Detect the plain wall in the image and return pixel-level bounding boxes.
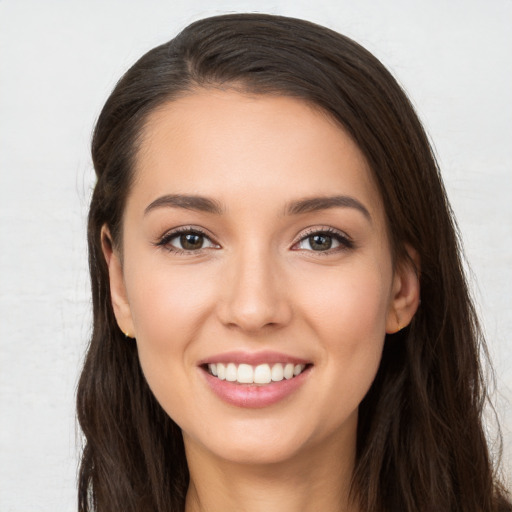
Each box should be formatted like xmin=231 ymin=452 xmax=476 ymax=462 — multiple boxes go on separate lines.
xmin=0 ymin=0 xmax=510 ymax=509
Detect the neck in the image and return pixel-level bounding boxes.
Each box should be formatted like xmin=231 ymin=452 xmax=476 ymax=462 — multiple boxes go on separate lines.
xmin=184 ymin=431 xmax=359 ymax=512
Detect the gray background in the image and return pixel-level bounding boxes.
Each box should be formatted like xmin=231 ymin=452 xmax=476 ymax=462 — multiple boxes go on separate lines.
xmin=1 ymin=0 xmax=510 ymax=509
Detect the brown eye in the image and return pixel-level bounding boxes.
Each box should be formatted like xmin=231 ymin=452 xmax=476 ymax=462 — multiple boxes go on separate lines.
xmin=180 ymin=233 xmax=204 ymax=250
xmin=298 ymin=233 xmax=338 ymax=252
xmin=308 ymin=234 xmax=332 ymax=251
xmin=294 ymin=229 xmax=353 ymax=253
xmin=158 ymin=229 xmax=218 ymax=252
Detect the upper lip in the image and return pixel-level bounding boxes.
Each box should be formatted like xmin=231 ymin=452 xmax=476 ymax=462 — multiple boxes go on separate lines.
xmin=198 ymin=351 xmax=311 ymax=366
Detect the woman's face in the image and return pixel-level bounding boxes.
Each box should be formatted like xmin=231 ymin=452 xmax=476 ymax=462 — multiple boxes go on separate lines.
xmin=105 ymin=90 xmax=419 ymax=466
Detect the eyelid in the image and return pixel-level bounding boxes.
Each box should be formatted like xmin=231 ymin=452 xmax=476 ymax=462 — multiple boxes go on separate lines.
xmin=154 ymin=224 xmax=353 ymax=254
xmin=291 ymin=226 xmax=354 ymax=252
xmin=154 ymin=225 xmax=220 ymax=253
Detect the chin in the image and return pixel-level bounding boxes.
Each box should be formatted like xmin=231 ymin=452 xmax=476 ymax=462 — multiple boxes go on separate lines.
xmin=183 ymin=411 xmax=355 ymax=468
xmin=209 ymin=437 xmax=310 ymax=466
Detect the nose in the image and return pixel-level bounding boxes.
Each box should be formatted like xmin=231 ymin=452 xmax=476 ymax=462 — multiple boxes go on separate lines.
xmin=216 ymin=245 xmax=293 ymax=333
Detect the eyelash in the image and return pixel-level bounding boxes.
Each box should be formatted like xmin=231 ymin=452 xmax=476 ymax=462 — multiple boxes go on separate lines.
xmin=154 ymin=226 xmax=217 ymax=255
xmin=292 ymin=227 xmax=354 ymax=254
xmin=155 ymin=226 xmax=354 ymax=255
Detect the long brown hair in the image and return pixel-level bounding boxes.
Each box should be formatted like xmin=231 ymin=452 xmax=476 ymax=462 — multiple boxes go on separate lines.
xmin=77 ymin=13 xmax=511 ymax=512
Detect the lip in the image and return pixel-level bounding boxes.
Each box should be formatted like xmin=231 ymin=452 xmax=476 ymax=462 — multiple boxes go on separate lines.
xmin=197 ymin=350 xmax=310 ymax=366
xmin=199 ymin=354 xmax=312 ymax=408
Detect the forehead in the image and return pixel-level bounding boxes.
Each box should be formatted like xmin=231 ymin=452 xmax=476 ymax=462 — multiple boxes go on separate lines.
xmin=131 ymin=90 xmax=384 ymax=223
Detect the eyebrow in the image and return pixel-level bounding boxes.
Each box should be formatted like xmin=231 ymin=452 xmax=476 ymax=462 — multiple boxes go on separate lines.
xmin=284 ymin=195 xmax=372 ymax=222
xmin=144 ymin=194 xmax=224 ymax=216
xmin=144 ymin=193 xmax=371 ymax=222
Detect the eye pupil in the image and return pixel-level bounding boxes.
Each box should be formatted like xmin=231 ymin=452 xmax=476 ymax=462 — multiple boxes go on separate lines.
xmin=180 ymin=233 xmax=203 ymax=250
xmin=309 ymin=234 xmax=332 ymax=251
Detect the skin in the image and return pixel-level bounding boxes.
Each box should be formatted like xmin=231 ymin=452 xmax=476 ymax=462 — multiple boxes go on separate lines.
xmin=102 ymin=90 xmax=420 ymax=512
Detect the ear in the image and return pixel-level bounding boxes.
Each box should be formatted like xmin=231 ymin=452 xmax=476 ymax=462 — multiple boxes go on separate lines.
xmin=101 ymin=225 xmax=135 ymax=338
xmin=385 ymin=245 xmax=421 ymax=334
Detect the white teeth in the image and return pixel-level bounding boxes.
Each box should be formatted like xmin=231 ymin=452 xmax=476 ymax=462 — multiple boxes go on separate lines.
xmin=271 ymin=363 xmax=284 ymax=381
xmin=254 ymin=364 xmax=272 ymax=384
xmin=208 ymin=362 xmax=307 ymax=384
xmin=237 ymin=363 xmax=254 ymax=383
xmin=216 ymin=363 xmax=226 ymax=380
xmin=293 ymin=364 xmax=303 ymax=376
xmin=226 ymin=363 xmax=237 ymax=382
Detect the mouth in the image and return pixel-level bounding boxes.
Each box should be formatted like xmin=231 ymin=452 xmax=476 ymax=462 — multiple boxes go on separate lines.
xmin=203 ymin=362 xmax=310 ymax=385
xmin=198 ymin=351 xmax=313 ymax=407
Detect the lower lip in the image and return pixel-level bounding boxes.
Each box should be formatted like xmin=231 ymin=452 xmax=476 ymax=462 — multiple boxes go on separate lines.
xmin=201 ymin=367 xmax=311 ymax=408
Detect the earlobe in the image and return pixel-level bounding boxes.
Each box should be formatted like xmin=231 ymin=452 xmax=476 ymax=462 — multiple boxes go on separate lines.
xmin=101 ymin=225 xmax=135 ymax=338
xmin=385 ymin=245 xmax=421 ymax=334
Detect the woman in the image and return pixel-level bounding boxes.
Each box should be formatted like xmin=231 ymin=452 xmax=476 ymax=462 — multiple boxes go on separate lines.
xmin=76 ymin=13 xmax=511 ymax=512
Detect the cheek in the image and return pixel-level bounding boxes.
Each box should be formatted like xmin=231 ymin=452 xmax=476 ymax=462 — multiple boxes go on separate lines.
xmin=295 ymin=262 xmax=391 ymax=403
xmin=123 ymin=264 xmax=220 ymax=431
xmin=124 ymin=260 xmax=219 ymax=397
xmin=298 ymin=261 xmax=391 ymax=341
xmin=128 ymin=261 xmax=217 ymax=344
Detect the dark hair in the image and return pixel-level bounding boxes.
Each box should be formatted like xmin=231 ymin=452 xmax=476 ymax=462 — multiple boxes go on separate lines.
xmin=77 ymin=13 xmax=511 ymax=512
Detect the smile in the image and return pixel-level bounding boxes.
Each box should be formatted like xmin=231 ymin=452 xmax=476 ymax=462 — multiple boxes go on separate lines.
xmin=199 ymin=351 xmax=312 ymax=407
xmin=207 ymin=362 xmax=307 ymax=385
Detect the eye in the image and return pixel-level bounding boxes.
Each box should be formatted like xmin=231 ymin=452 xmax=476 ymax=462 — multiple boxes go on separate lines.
xmin=294 ymin=228 xmax=353 ymax=253
xmin=156 ymin=228 xmax=218 ymax=253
